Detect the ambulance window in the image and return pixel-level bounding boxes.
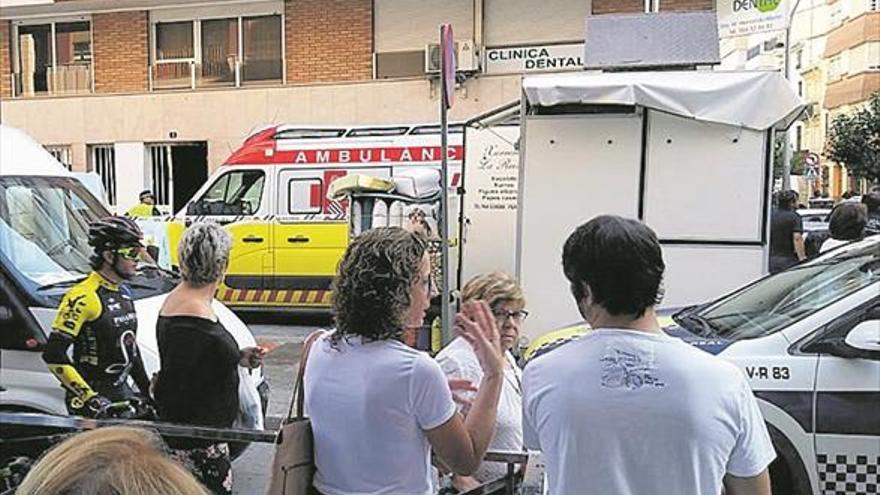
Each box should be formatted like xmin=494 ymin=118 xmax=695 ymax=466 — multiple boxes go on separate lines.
xmin=189 ymin=170 xmax=265 ymax=216
xmin=0 ymin=281 xmax=35 ymax=351
xmin=286 ymin=178 xmax=323 ymax=214
xmin=410 ymin=124 xmax=464 ymax=135
xmin=347 ymin=127 xmax=408 ymax=137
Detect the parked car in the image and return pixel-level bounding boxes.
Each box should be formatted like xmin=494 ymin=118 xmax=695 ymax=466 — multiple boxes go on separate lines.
xmin=668 ymin=235 xmax=880 ymax=495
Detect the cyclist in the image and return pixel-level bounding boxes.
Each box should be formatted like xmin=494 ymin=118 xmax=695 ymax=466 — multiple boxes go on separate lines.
xmin=42 ymin=216 xmax=153 ymax=418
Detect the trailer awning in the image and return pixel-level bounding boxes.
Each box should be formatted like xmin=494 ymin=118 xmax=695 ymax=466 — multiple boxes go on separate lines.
xmin=522 ymin=71 xmax=805 ymax=131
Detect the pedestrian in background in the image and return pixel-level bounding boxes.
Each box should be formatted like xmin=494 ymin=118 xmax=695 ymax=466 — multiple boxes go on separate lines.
xmin=862 ymin=191 xmax=880 ymax=236
xmin=304 ymin=227 xmax=504 ymax=495
xmin=769 ymin=190 xmax=805 ymax=273
xmin=126 ymin=189 xmax=161 ymax=217
xmin=16 ymin=426 xmax=209 ymax=495
xmin=820 ymin=202 xmax=868 ymax=253
xmin=153 ymin=222 xmax=264 ymax=495
xmin=522 ymin=215 xmax=775 ymax=495
xmin=436 ymin=272 xmax=527 ymax=492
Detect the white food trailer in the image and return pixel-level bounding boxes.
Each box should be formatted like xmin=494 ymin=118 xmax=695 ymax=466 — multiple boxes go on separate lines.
xmin=512 ymin=70 xmax=804 ymax=338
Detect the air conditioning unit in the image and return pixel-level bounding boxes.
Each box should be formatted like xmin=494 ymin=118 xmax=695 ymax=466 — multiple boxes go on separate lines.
xmin=425 ymin=39 xmax=479 ymax=74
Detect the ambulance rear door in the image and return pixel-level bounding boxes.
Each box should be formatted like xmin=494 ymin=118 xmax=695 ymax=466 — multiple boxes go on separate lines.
xmin=272 ymin=167 xmax=390 ymax=307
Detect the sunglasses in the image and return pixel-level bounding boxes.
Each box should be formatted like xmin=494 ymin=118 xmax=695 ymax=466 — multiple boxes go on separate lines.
xmin=116 ymin=246 xmax=142 ymax=261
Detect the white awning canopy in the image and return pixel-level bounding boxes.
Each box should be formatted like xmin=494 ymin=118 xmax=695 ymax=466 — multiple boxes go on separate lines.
xmin=523 ymin=71 xmax=805 ymax=131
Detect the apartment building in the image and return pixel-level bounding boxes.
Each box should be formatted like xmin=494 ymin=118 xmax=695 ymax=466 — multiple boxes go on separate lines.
xmin=0 ymin=0 xmax=714 ymax=212
xmin=722 ymin=0 xmax=878 ymax=198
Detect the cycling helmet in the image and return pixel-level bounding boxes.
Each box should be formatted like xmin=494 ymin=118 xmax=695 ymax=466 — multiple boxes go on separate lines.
xmin=88 ymin=216 xmax=144 ymax=253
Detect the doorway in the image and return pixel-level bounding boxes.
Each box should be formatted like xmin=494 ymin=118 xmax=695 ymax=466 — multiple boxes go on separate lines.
xmin=147 ymin=142 xmax=208 ymax=214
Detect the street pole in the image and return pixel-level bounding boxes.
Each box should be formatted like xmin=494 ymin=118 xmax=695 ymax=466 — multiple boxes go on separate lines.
xmin=781 ymin=0 xmax=803 ymax=192
xmin=439 ymin=25 xmax=452 ymax=346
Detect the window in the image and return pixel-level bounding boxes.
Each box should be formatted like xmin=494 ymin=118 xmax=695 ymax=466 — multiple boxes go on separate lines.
xmin=200 ymin=18 xmax=238 ymax=86
xmin=151 ymin=14 xmax=282 ymax=90
xmin=45 ymin=145 xmax=72 ymax=170
xmin=287 ymin=178 xmax=323 ymax=214
xmin=153 ymin=21 xmax=195 ymax=89
xmin=241 ymin=16 xmax=282 ymax=83
xmin=14 ymin=21 xmax=92 ymax=97
xmin=187 ymin=170 xmax=265 ymax=216
xmin=828 ymin=55 xmax=844 ymax=81
xmin=147 ymin=144 xmax=172 ymax=208
xmin=795 ymin=126 xmax=803 ymax=151
xmin=89 ymin=144 xmax=116 ymax=206
xmin=746 ymin=45 xmax=761 ymax=61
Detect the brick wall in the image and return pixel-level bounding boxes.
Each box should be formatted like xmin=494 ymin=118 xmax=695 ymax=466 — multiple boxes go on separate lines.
xmin=593 ymin=0 xmax=713 ymax=14
xmin=285 ymin=0 xmax=373 ymax=84
xmin=93 ymin=12 xmax=149 ymax=93
xmin=0 ymin=21 xmax=11 ymax=98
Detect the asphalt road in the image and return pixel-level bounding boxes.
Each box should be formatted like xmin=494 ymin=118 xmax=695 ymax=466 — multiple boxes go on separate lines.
xmin=231 ymin=312 xmax=331 ymax=495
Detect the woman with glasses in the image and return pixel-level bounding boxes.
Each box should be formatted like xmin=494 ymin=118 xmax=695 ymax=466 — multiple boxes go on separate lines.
xmin=153 ymin=223 xmax=264 ymax=495
xmin=304 ymin=227 xmax=504 ymax=495
xmin=436 ymin=272 xmax=528 ymax=492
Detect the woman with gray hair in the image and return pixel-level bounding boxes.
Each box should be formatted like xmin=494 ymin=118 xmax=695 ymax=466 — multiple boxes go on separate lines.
xmin=154 ymin=222 xmax=264 ymax=494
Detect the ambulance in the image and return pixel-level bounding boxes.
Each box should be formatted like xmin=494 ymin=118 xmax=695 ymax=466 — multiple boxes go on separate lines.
xmin=170 ymin=124 xmax=463 ymax=309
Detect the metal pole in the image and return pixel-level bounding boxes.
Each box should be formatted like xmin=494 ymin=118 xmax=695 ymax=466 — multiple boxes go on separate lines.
xmin=439 ymin=26 xmax=452 ymax=346
xmin=781 ymin=0 xmax=803 ymax=192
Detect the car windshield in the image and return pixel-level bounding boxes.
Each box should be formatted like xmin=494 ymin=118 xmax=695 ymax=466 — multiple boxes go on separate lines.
xmin=687 ymin=237 xmax=880 ymax=340
xmin=0 ymin=176 xmax=178 ymax=305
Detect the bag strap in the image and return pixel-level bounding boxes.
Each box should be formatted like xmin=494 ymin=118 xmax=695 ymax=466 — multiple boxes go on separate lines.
xmin=287 ymin=330 xmax=325 ymax=421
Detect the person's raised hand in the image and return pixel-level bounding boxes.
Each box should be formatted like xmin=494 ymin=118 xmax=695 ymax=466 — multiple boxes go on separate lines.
xmin=455 ymin=300 xmax=504 ymax=378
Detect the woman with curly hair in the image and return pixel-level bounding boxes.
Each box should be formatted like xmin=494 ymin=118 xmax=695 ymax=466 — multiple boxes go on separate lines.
xmin=304 ymin=227 xmax=504 ymax=495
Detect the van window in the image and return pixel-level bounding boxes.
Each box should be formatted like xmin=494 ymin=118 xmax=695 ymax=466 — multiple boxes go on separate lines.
xmin=188 ymin=169 xmax=265 ymax=216
xmin=286 ymin=178 xmax=323 ymax=214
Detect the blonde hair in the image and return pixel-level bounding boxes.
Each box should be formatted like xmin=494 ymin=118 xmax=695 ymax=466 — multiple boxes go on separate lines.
xmin=460 ymin=272 xmax=525 ymax=309
xmin=16 ymin=426 xmax=209 ymax=495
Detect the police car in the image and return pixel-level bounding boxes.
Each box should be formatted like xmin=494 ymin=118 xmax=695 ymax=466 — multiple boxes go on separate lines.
xmin=524 ymin=235 xmax=879 ymax=495
xmin=668 ymin=235 xmax=880 ymax=495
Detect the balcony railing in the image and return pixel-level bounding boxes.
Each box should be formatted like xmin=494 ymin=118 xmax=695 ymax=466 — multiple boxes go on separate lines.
xmin=11 ymin=63 xmax=93 ymax=98
xmin=149 ymin=57 xmax=281 ymax=91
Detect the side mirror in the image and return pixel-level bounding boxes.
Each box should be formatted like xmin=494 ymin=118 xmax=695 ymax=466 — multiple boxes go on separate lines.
xmin=844 ymin=321 xmax=880 ymax=353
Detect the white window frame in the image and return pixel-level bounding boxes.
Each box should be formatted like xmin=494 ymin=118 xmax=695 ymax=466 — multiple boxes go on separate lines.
xmin=44 ymin=144 xmax=73 ymax=171
xmin=11 ymin=16 xmax=93 ymax=97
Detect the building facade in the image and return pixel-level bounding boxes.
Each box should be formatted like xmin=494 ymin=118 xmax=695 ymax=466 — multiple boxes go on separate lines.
xmin=0 ymin=0 xmax=714 ymax=212
xmin=721 ymin=0 xmax=879 ymax=199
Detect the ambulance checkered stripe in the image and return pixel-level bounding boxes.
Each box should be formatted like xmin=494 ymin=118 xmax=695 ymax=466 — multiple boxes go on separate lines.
xmin=817 ymin=454 xmax=879 ymax=495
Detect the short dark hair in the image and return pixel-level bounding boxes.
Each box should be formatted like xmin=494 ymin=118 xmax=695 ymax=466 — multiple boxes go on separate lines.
xmin=862 ymin=191 xmax=880 ymax=214
xmin=331 ymin=227 xmax=427 ymax=345
xmin=562 ymin=215 xmax=665 ymax=318
xmin=777 ymin=190 xmax=799 ymax=210
xmin=828 ymin=202 xmax=867 ymax=241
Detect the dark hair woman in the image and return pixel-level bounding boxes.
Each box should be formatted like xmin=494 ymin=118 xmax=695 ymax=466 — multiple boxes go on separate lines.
xmin=304 ymin=227 xmax=504 ymax=495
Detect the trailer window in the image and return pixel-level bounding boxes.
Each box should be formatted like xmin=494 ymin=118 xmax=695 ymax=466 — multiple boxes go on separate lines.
xmin=188 ymin=169 xmax=265 ymax=216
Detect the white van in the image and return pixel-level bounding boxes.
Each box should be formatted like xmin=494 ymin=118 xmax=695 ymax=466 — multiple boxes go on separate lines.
xmin=0 ymin=125 xmax=268 ymax=424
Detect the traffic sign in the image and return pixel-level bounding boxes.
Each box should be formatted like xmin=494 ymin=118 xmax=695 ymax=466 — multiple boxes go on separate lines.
xmin=805 ymin=152 xmax=819 ymax=167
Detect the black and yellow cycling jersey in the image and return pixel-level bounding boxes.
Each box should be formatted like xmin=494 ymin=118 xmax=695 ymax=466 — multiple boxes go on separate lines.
xmin=42 ymin=271 xmax=149 ymax=411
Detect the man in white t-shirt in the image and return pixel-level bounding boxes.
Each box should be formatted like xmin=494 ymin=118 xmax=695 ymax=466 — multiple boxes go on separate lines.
xmin=522 ymin=215 xmax=776 ymax=495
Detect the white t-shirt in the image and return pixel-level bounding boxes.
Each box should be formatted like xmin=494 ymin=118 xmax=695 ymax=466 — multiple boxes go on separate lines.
xmin=820 ymin=237 xmax=849 ymax=253
xmin=522 ymin=329 xmax=776 ymax=495
xmin=305 ymin=332 xmax=457 ymax=495
xmin=436 ymin=337 xmax=524 ymax=482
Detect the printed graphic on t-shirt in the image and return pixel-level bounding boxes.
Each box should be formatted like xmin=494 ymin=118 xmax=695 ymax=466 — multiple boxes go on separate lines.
xmin=600 ymin=347 xmax=665 ymax=390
